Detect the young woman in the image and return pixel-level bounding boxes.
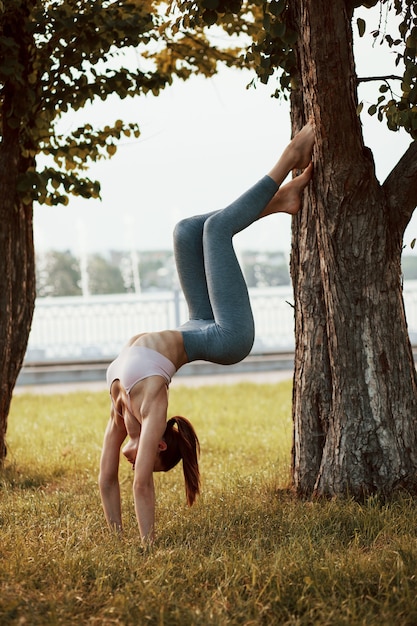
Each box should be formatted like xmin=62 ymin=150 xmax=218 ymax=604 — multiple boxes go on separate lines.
xmin=99 ymin=122 xmax=315 ymax=544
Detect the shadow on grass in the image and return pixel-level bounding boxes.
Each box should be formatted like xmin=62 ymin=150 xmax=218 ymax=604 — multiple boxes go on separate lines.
xmin=0 ymin=463 xmax=67 ymax=491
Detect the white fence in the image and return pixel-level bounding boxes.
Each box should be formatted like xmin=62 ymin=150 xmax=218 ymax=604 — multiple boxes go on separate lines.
xmin=24 ymin=282 xmax=417 ymax=363
xmin=24 ymin=286 xmax=296 ymax=362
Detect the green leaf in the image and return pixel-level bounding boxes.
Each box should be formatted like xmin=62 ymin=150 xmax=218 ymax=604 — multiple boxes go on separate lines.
xmin=283 ymin=29 xmax=298 ymax=46
xmin=106 ymin=144 xmax=117 ymax=156
xmin=269 ymin=0 xmax=286 ymax=17
xmin=271 ymin=21 xmax=285 ymax=38
xmin=202 ymin=9 xmax=218 ymax=25
xmin=202 ymin=0 xmax=219 ymax=8
xmin=357 ymin=18 xmax=366 ymax=38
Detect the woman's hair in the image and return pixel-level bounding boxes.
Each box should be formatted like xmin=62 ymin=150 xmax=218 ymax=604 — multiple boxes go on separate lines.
xmin=159 ymin=416 xmax=200 ymax=506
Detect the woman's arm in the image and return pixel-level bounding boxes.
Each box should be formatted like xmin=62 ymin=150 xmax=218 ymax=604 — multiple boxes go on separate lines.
xmin=132 ymin=390 xmax=168 ymax=544
xmin=99 ymin=415 xmax=127 ymax=531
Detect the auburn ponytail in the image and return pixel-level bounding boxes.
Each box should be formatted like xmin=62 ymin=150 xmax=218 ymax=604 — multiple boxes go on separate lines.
xmin=159 ymin=416 xmax=200 ymax=506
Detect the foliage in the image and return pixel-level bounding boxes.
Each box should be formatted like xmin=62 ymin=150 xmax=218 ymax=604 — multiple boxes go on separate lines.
xmin=2 ymin=0 xmax=414 ymax=211
xmin=0 ymin=0 xmax=248 ymax=209
xmin=355 ymin=0 xmax=417 ymax=138
xmin=171 ymin=0 xmax=417 ymax=137
xmin=34 ymin=248 xmax=294 ymax=296
xmin=85 ymin=253 xmax=126 ymax=295
xmin=36 ymin=250 xmax=82 ymax=297
xmin=32 ymin=246 xmax=417 ymax=297
xmin=0 ymin=0 xmax=167 ymax=205
xmin=2 ymin=380 xmax=417 ymax=624
xmin=171 ymin=0 xmax=296 ymax=92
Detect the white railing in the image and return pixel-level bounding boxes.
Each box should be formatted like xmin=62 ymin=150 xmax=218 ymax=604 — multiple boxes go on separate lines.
xmin=24 ymin=281 xmax=417 ymax=363
xmin=24 ymin=286 xmax=296 ymax=362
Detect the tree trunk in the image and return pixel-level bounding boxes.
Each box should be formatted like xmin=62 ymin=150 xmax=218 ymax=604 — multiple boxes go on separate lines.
xmin=0 ymin=101 xmax=36 ymax=465
xmin=289 ymin=0 xmax=417 ymax=497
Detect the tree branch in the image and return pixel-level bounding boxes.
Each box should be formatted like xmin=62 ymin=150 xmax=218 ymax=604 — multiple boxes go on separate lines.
xmin=357 ymin=75 xmax=402 ymax=84
xmin=383 ymin=141 xmax=417 ymax=235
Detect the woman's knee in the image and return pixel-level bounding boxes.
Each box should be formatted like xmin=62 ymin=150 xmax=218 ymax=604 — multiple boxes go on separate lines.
xmin=174 ymin=216 xmax=201 ymax=247
xmin=203 ymin=212 xmax=225 ymax=241
xmin=213 ymin=327 xmax=254 ymax=365
xmin=173 ymin=217 xmax=192 ymax=242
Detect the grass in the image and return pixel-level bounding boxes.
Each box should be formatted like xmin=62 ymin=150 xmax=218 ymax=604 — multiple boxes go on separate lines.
xmin=1 ymin=379 xmax=417 ymax=625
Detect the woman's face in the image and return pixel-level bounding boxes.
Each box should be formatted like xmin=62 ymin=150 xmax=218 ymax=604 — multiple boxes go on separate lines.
xmin=122 ymin=438 xmax=138 ymax=469
xmin=122 ymin=437 xmax=164 ymax=472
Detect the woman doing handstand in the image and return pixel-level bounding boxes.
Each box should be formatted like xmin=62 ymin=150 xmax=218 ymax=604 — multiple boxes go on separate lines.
xmin=99 ymin=123 xmax=315 ymax=544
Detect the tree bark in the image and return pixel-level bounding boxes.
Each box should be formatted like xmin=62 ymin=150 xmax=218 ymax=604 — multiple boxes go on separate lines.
xmin=0 ymin=167 xmax=35 ymax=464
xmin=289 ymin=0 xmax=417 ymax=497
xmin=0 ymin=80 xmax=36 ymax=466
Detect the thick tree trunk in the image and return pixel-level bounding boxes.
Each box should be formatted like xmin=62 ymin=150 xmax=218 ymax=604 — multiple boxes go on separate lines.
xmin=0 ymin=115 xmax=36 ymax=466
xmin=289 ymin=0 xmax=417 ymax=497
xmin=0 ymin=2 xmax=37 ymax=465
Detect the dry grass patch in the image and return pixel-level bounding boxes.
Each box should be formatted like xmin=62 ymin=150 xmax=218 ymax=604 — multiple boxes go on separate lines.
xmin=1 ymin=380 xmax=417 ymax=625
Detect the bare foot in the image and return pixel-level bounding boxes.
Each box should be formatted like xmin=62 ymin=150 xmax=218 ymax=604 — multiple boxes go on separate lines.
xmin=285 ymin=122 xmax=315 ymax=170
xmin=267 ymin=122 xmax=315 ymax=186
xmin=260 ymin=162 xmax=313 ymax=217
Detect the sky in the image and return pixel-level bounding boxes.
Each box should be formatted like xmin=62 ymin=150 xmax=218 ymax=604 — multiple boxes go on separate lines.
xmin=33 ymin=7 xmax=415 ymax=259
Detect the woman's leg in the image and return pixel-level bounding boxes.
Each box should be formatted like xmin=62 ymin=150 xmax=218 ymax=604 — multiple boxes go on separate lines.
xmin=201 ymin=124 xmax=315 ymax=363
xmin=175 ymin=177 xmax=282 ymax=364
xmin=201 ymin=176 xmax=280 ymax=363
xmin=176 ymin=122 xmax=314 ymax=364
xmin=173 ymin=211 xmax=218 ymax=321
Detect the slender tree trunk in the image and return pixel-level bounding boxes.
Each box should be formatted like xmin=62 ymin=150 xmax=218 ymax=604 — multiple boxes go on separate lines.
xmin=289 ymin=0 xmax=417 ymax=497
xmin=0 ymin=102 xmax=36 ymax=465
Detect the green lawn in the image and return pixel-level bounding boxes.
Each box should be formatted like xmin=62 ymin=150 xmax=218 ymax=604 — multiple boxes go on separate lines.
xmin=1 ymin=380 xmax=417 ymax=625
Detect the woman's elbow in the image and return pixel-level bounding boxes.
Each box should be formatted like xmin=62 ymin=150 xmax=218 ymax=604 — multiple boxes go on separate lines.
xmin=133 ymin=479 xmax=154 ymax=500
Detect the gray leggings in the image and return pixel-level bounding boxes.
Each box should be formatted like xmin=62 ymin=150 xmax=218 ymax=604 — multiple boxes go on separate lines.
xmin=174 ymin=175 xmax=279 ymax=365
